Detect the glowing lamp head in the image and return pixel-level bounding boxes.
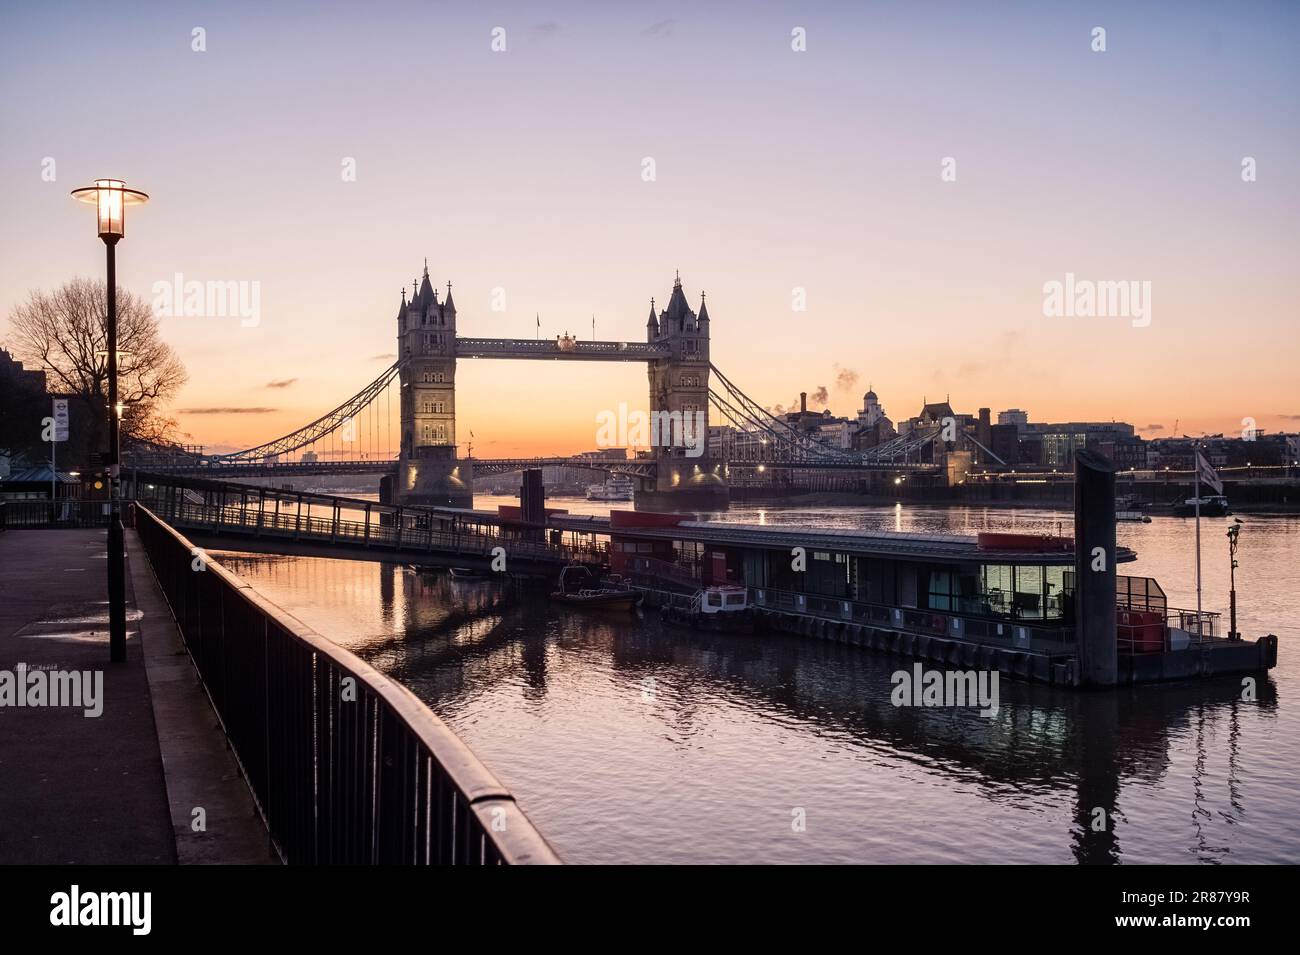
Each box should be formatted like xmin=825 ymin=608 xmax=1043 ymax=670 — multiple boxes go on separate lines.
xmin=71 ymin=179 xmax=149 ymax=239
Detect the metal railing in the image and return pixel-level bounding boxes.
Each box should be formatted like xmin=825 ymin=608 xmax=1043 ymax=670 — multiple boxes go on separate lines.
xmin=625 ymin=555 xmax=704 ymax=589
xmin=752 ymin=587 xmax=1077 ymax=655
xmin=134 ymin=505 xmax=559 ymax=865
xmin=133 ymin=490 xmax=606 ymax=567
xmin=0 ymin=499 xmax=113 ymax=529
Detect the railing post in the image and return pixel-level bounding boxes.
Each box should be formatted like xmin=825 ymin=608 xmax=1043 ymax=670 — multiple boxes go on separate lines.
xmin=330 ymin=502 xmax=339 ymax=544
xmin=295 ymin=494 xmax=303 ymax=539
xmin=363 ymin=503 xmax=371 ymax=547
xmin=256 ymin=488 xmax=265 ymax=537
xmin=394 ymin=507 xmax=403 ymax=550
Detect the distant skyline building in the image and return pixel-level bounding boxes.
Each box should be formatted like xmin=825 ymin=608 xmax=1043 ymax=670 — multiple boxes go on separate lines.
xmin=998 ymin=409 xmax=1030 ymax=429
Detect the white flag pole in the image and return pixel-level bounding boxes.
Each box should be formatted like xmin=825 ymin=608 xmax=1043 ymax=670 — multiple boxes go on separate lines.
xmin=1194 ymin=443 xmax=1203 ymax=632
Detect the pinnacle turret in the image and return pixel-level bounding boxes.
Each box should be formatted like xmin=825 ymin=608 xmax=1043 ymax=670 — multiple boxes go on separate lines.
xmin=417 ymin=264 xmax=437 ymax=312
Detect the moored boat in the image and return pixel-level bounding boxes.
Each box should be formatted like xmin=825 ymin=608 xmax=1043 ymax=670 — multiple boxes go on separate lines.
xmin=550 ymin=564 xmax=644 ymax=611
xmin=1172 ymin=494 xmax=1231 ymax=517
xmin=586 ymin=476 xmax=635 ymax=502
xmin=1116 ymin=510 xmax=1151 ymax=523
xmin=662 ymin=585 xmax=755 ymax=633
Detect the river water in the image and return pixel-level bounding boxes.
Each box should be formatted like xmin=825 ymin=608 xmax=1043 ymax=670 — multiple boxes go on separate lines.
xmin=216 ymin=495 xmax=1298 ymax=864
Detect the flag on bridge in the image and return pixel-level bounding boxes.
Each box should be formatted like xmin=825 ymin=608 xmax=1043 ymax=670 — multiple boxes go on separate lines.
xmin=1196 ymin=448 xmax=1223 ymax=495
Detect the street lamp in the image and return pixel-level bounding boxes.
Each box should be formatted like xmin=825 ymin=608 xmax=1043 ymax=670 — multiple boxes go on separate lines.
xmin=71 ymin=179 xmax=149 ymax=663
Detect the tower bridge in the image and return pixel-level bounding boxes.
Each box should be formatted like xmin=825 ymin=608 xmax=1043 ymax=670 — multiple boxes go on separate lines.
xmin=390 ymin=264 xmax=721 ymax=509
xmin=129 ymin=262 xmax=956 ymax=508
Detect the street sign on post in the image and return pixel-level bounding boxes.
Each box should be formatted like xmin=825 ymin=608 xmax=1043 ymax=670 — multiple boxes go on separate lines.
xmin=52 ymin=399 xmax=70 ymax=442
xmin=51 ymin=398 xmax=69 ymax=514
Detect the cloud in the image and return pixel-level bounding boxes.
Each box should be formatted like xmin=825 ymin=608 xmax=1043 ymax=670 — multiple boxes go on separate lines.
xmin=532 ymin=21 xmax=560 ymax=36
xmin=642 ymin=19 xmax=675 ymax=37
xmin=266 ymin=378 xmax=297 ymax=389
xmin=1143 ymin=423 xmax=1165 ymax=431
xmin=834 ymin=365 xmax=859 ymax=391
xmin=179 ymin=407 xmax=278 ymax=415
xmin=370 ymin=353 xmax=397 ymax=361
xmin=933 ymin=330 xmax=1022 ymax=384
xmin=809 ymin=386 xmax=829 ymax=407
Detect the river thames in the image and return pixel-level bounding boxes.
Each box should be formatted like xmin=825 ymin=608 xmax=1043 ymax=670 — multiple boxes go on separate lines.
xmin=216 ymin=498 xmax=1298 ymax=864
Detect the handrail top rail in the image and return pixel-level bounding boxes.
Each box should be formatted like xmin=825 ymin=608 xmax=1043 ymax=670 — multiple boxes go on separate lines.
xmin=134 ymin=504 xmax=560 ymax=862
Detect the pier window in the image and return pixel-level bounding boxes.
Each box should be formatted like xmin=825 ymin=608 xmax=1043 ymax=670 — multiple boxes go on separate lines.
xmin=806 ymin=550 xmax=850 ymax=597
xmin=1044 ymin=566 xmax=1068 ymax=618
xmin=981 ymin=564 xmax=1014 ymax=616
xmin=1014 ymin=565 xmax=1044 ymax=619
xmin=927 ymin=570 xmax=956 ymax=612
xmin=856 ymin=558 xmax=897 ymax=604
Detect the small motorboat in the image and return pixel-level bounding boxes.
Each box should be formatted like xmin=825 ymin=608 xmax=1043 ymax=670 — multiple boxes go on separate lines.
xmin=1116 ymin=510 xmax=1152 ymax=523
xmin=549 ymin=564 xmax=643 ymax=611
xmin=1172 ymin=495 xmax=1231 ymax=517
xmin=661 ymin=585 xmax=755 ymax=633
xmin=448 ymin=566 xmax=485 ymax=580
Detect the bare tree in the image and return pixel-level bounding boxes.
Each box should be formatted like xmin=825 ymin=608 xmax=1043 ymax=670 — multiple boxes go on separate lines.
xmin=6 ymin=277 xmax=187 ymax=459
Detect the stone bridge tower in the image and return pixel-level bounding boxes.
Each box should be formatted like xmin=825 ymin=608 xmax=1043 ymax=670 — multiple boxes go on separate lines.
xmin=641 ymin=273 xmax=728 ymax=509
xmin=383 ymin=261 xmax=473 ymax=508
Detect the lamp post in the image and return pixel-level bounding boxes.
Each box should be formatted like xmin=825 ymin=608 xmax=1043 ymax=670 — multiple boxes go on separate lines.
xmin=70 ymin=179 xmax=149 ymax=663
xmin=1227 ymin=520 xmax=1242 ymax=640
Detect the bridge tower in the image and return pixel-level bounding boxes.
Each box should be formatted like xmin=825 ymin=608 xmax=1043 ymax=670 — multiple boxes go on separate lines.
xmin=384 ymin=261 xmax=473 ymax=508
xmin=640 ymin=273 xmax=728 ymax=510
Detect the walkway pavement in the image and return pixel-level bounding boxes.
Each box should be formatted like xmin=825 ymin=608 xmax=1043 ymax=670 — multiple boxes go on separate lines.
xmin=0 ymin=527 xmax=275 ymax=864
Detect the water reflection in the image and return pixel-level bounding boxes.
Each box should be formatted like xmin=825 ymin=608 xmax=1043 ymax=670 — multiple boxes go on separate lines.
xmin=220 ymin=546 xmax=1289 ymax=864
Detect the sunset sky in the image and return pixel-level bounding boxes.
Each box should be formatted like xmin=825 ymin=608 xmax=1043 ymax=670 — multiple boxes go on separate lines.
xmin=2 ymin=1 xmax=1297 ymax=456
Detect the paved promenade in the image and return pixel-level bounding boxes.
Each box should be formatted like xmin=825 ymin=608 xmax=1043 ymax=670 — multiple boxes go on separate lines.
xmin=0 ymin=527 xmax=274 ymax=864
